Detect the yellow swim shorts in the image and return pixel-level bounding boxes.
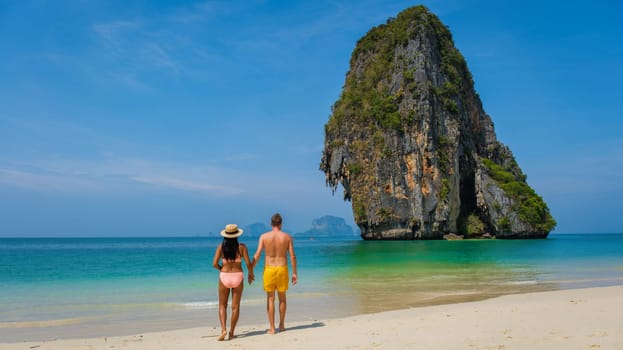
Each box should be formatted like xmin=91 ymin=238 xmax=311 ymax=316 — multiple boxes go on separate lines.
xmin=263 ymin=265 xmax=289 ymax=292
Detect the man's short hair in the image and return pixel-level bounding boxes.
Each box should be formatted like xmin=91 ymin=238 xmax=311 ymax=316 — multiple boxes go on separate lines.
xmin=271 ymin=213 xmax=283 ymax=227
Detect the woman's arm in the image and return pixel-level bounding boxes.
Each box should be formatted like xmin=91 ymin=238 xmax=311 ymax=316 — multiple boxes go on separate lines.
xmin=212 ymin=244 xmax=222 ymax=271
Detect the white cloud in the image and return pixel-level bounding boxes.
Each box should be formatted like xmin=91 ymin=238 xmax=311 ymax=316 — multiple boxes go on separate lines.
xmin=131 ymin=175 xmax=242 ymax=195
xmin=167 ymin=1 xmax=234 ymax=24
xmin=0 ymin=168 xmax=102 ymax=192
xmin=223 ymin=153 xmax=257 ymax=162
xmin=92 ymin=20 xmax=142 ymax=43
xmin=0 ymin=156 xmax=245 ymax=197
xmin=90 ymin=18 xmax=186 ymax=88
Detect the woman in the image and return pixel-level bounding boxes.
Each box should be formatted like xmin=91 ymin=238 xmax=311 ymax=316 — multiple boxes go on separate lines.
xmin=212 ymin=224 xmax=254 ymax=341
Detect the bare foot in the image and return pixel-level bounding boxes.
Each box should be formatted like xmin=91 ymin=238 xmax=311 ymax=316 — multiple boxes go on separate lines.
xmin=228 ymin=331 xmax=236 ymax=340
xmin=266 ymin=328 xmax=276 ymax=334
xmin=279 ymin=322 xmax=285 ymax=332
xmin=217 ymin=330 xmax=227 ymax=341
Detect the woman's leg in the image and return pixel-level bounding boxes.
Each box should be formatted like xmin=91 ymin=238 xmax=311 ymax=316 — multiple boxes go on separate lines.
xmin=217 ymin=280 xmax=230 ymax=341
xmin=229 ymin=281 xmax=244 ymax=339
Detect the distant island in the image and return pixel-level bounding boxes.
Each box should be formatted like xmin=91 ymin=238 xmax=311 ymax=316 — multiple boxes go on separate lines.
xmin=241 ymin=222 xmax=271 ymax=237
xmin=320 ymin=5 xmax=555 ymax=240
xmin=297 ymin=215 xmax=355 ymax=237
xmin=206 ymin=215 xmax=357 ymax=238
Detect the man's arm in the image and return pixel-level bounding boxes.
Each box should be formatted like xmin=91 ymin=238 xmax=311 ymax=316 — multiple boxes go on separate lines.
xmin=252 ymin=235 xmax=264 ymax=268
xmin=288 ymin=237 xmax=297 ymax=285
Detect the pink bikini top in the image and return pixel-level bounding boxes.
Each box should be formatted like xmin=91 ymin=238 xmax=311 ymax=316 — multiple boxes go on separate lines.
xmin=222 ymin=255 xmax=242 ymax=263
xmin=222 ymin=246 xmax=242 ymax=264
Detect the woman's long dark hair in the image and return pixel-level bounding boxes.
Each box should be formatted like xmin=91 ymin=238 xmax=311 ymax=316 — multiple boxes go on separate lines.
xmin=222 ymin=237 xmax=239 ymax=261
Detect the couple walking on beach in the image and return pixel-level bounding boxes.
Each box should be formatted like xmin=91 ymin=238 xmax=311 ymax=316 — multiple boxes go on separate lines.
xmin=212 ymin=213 xmax=298 ymax=341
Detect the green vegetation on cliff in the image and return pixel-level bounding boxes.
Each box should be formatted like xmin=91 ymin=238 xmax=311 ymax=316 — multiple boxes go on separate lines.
xmin=326 ymin=5 xmax=471 ymax=139
xmin=462 ymin=213 xmax=486 ymax=236
xmin=482 ymin=158 xmax=556 ymax=232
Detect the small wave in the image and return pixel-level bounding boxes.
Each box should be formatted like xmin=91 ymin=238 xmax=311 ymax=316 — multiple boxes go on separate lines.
xmin=182 ymin=301 xmax=219 ymax=309
xmin=181 ymin=297 xmax=267 ymax=310
xmin=422 ymin=274 xmax=458 ymax=280
xmin=0 ymin=317 xmax=87 ymax=329
xmin=549 ymin=276 xmax=623 ymax=284
xmin=241 ymin=297 xmax=267 ymax=305
xmin=503 ymin=280 xmax=538 ymax=285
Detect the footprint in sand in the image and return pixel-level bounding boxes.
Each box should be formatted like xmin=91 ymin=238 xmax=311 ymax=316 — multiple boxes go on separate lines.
xmin=590 ymin=331 xmax=608 ymax=338
xmin=488 ymin=345 xmax=505 ymax=350
xmin=502 ymin=329 xmax=513 ymax=339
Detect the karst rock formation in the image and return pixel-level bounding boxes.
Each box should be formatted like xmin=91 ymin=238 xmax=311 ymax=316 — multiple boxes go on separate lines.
xmin=320 ymin=6 xmax=556 ymax=240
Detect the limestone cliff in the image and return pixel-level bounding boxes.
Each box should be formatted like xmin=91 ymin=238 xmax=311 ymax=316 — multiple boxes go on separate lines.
xmin=320 ymin=6 xmax=556 ymax=240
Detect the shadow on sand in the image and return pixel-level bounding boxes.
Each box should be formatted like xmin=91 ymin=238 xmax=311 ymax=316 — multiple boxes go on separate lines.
xmin=237 ymin=322 xmax=326 ymax=338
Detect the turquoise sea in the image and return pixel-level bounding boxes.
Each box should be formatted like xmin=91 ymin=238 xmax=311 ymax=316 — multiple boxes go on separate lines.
xmin=2 ymin=234 xmax=623 ymax=342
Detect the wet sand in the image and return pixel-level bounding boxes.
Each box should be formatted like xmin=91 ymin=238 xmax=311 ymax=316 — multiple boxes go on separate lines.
xmin=2 ymin=285 xmax=622 ymax=349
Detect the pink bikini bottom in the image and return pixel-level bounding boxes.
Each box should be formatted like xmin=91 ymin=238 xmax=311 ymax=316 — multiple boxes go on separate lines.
xmin=219 ymin=272 xmax=244 ymax=288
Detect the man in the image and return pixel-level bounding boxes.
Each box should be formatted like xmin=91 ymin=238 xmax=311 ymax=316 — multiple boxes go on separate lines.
xmin=252 ymin=213 xmax=298 ymax=334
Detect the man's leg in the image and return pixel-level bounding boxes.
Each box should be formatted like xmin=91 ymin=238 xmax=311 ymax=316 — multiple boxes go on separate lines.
xmin=266 ymin=291 xmax=276 ymax=334
xmin=277 ymin=291 xmax=287 ymax=331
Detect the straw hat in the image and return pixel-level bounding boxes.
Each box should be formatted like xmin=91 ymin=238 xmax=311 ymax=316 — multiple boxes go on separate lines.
xmin=220 ymin=224 xmax=244 ymax=238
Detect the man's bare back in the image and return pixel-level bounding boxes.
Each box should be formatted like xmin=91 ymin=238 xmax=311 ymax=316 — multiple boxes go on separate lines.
xmin=252 ymin=213 xmax=297 ymax=333
xmin=260 ymin=230 xmax=294 ymax=267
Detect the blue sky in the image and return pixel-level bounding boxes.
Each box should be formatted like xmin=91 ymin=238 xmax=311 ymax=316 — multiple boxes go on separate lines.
xmin=0 ymin=0 xmax=621 ymax=236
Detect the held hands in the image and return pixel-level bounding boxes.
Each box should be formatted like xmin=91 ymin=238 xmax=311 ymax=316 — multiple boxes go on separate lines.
xmin=291 ymin=273 xmax=298 ymax=286
xmin=248 ymin=272 xmax=255 ymax=285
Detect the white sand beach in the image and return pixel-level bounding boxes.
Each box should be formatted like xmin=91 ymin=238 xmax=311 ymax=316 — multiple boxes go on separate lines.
xmin=2 ymin=285 xmax=622 ymax=350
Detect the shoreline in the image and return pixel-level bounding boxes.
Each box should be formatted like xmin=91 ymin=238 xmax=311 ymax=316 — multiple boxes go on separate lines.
xmin=0 ymin=284 xmax=563 ymax=343
xmin=2 ymin=285 xmax=622 ymax=349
